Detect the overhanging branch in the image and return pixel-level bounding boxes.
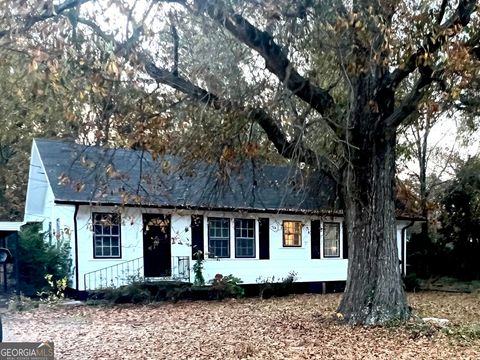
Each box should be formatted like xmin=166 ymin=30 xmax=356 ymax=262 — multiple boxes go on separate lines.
xmin=145 ymin=62 xmax=339 ymax=180
xmin=0 ymin=0 xmax=92 ymax=40
xmin=386 ymin=69 xmax=436 ymax=128
xmin=183 ymin=0 xmax=339 ymax=133
xmin=387 ymin=0 xmax=477 ymax=91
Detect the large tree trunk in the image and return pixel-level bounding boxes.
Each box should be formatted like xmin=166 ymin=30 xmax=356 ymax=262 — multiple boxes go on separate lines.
xmin=338 ymin=124 xmax=410 ymax=324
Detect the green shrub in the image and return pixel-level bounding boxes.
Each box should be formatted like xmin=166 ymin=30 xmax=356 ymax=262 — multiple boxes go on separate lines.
xmin=12 ymin=223 xmax=72 ymax=296
xmin=210 ymin=274 xmax=244 ymax=299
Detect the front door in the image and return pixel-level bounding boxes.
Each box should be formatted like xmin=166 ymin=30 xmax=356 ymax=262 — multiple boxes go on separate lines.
xmin=143 ymin=214 xmax=171 ymax=277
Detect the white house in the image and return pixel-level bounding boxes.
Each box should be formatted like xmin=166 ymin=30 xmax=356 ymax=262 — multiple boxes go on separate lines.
xmin=24 ymin=139 xmax=415 ymax=291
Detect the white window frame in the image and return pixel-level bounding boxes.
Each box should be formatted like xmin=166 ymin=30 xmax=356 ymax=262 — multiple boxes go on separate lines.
xmin=283 ymin=221 xmax=302 ymax=247
xmin=207 ymin=217 xmax=230 ymax=258
xmin=92 ymin=212 xmax=121 ymax=259
xmin=322 ymin=222 xmax=341 ymax=258
xmin=234 ymin=218 xmax=256 ymax=258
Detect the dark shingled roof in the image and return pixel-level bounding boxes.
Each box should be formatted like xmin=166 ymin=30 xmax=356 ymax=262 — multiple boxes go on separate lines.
xmin=35 ymin=138 xmax=340 ymax=214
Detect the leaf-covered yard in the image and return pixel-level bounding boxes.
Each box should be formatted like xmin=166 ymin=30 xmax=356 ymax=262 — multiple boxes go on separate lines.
xmin=3 ymin=292 xmax=480 ymax=359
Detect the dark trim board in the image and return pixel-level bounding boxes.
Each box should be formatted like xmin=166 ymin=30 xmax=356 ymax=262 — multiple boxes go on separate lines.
xmin=191 ymin=215 xmax=204 ymax=259
xmin=311 ymin=220 xmax=321 ymax=259
xmin=258 ymin=218 xmax=270 ymax=260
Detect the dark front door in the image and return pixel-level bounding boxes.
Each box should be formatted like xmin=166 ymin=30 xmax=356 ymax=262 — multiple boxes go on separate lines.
xmin=143 ymin=214 xmax=171 ymax=277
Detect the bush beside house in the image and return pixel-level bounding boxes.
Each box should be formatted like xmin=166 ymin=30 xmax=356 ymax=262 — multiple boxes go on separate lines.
xmin=12 ymin=223 xmax=71 ymax=296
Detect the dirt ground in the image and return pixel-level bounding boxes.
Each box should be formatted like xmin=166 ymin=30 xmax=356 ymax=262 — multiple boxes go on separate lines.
xmin=3 ymin=292 xmax=480 ymax=359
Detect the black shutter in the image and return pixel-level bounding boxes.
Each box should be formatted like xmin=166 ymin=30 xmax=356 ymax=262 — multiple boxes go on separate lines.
xmin=343 ymin=221 xmax=349 ymax=259
xmin=191 ymin=215 xmax=204 ymax=259
xmin=311 ymin=220 xmax=321 ymax=259
xmin=259 ymin=218 xmax=270 ymax=260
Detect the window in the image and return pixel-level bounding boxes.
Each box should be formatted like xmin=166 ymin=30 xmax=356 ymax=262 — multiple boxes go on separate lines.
xmin=93 ymin=213 xmax=121 ymax=258
xmin=323 ymin=222 xmax=340 ymax=257
xmin=235 ymin=219 xmax=255 ymax=258
xmin=283 ymin=221 xmax=302 ymax=247
xmin=208 ymin=217 xmax=230 ymax=258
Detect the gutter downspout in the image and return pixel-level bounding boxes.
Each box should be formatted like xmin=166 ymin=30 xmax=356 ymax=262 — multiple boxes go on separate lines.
xmin=401 ymin=221 xmax=415 ymax=276
xmin=73 ymin=204 xmax=79 ymax=291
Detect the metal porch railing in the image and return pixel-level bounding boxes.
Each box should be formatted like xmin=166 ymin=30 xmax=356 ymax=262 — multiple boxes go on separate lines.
xmin=84 ymin=257 xmax=143 ymax=291
xmin=83 ymin=256 xmax=190 ymax=291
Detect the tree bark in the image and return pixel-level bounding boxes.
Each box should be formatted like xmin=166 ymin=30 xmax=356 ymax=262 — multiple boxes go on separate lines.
xmin=338 ymin=121 xmax=409 ymax=324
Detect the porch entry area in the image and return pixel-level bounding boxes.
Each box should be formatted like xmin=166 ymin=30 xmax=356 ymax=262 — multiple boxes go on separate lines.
xmin=143 ymin=214 xmax=172 ymax=277
xmin=83 ymin=214 xmax=190 ymax=290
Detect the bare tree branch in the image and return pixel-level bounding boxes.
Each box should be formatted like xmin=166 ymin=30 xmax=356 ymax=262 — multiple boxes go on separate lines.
xmin=0 ymin=0 xmax=92 ymax=39
xmin=144 ymin=62 xmax=339 ymax=179
xmin=172 ymin=0 xmax=338 ymax=132
xmin=171 ymin=24 xmax=179 ymax=76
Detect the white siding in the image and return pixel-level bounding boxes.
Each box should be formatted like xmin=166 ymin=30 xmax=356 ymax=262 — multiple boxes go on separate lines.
xmin=24 ymin=142 xmax=52 ymax=225
xmin=200 ymin=211 xmax=347 ymax=284
xmin=76 ymin=206 xmax=192 ymax=290
xmin=27 ymin=196 xmax=409 ymax=290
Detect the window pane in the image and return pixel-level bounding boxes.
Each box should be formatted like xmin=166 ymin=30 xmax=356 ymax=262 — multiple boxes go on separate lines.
xmin=209 ymin=239 xmax=229 ymax=257
xmin=236 ymin=237 xmax=254 ymax=257
xmin=324 ymin=223 xmax=340 ymax=257
xmin=95 ymin=246 xmax=102 ymax=256
xmin=94 ymin=225 xmax=102 ymax=235
xmin=103 ymin=246 xmax=111 ymax=257
xmin=208 ymin=218 xmax=230 ymax=258
xmin=235 ymin=219 xmax=255 ymax=258
xmin=95 ymin=238 xmax=103 ymax=247
xmin=103 ymin=237 xmax=111 ymax=247
xmin=283 ymin=221 xmax=301 ymax=246
xmin=93 ymin=213 xmax=122 ymax=257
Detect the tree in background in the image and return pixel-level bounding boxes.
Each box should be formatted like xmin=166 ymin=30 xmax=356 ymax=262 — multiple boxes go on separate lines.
xmin=0 ymin=15 xmax=169 ymax=220
xmin=397 ymin=101 xmax=465 ymax=278
xmin=440 ymin=157 xmax=480 ymax=280
xmin=0 ymin=0 xmax=479 ymax=324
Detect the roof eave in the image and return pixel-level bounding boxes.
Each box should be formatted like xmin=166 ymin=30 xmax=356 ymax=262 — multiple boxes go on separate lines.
xmin=53 ymin=199 xmax=343 ymax=217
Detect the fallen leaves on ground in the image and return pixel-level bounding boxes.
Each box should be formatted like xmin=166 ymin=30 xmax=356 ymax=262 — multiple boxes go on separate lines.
xmin=3 ymin=292 xmax=480 ymax=359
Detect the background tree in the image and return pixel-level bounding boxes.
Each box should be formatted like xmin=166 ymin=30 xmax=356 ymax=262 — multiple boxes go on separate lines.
xmin=0 ymin=9 xmax=173 ymax=220
xmin=439 ymin=157 xmax=480 ymax=280
xmin=397 ymin=102 xmax=464 ymax=277
xmin=1 ymin=0 xmax=479 ymax=324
